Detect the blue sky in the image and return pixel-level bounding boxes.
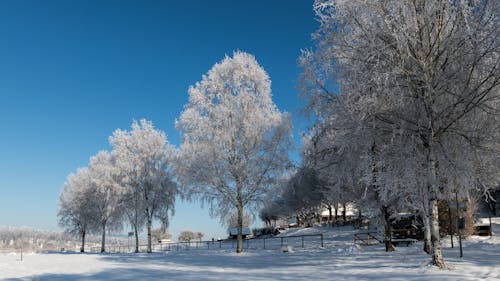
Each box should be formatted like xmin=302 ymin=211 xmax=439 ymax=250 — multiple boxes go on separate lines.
xmin=0 ymin=0 xmax=317 ymax=240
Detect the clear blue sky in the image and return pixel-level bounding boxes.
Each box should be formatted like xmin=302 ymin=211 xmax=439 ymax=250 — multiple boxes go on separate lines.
xmin=0 ymin=0 xmax=317 ymax=240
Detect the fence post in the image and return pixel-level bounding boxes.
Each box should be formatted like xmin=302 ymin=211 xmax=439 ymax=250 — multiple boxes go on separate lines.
xmin=321 ymin=234 xmax=324 ymax=248
xmin=219 ymin=240 xmax=222 ymax=248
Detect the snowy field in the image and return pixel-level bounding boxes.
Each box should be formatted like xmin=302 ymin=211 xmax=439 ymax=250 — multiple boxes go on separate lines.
xmin=1 ymin=221 xmax=499 ymax=281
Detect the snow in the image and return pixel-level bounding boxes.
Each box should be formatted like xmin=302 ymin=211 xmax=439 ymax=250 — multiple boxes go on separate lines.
xmin=1 ymin=220 xmax=499 ymax=280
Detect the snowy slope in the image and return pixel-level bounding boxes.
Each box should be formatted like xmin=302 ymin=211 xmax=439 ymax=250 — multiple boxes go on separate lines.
xmin=1 ymin=220 xmax=499 ymax=281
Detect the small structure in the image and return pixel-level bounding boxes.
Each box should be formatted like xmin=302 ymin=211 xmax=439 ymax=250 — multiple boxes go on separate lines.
xmin=474 ymin=218 xmax=492 ymax=236
xmin=228 ymin=227 xmax=252 ymax=239
xmin=389 ymin=213 xmax=424 ymax=245
xmin=158 ymin=239 xmax=173 ymax=244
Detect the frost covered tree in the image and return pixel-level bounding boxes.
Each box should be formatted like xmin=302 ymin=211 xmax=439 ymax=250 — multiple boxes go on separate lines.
xmin=301 ymin=126 xmax=361 ymax=221
xmin=281 ymin=167 xmax=326 ymax=226
xmin=259 ymin=193 xmax=291 ymax=227
xmin=110 ymin=119 xmax=178 ymax=253
xmin=87 ymin=151 xmax=125 ymax=253
xmin=58 ymin=168 xmax=96 ymax=252
xmin=176 ymin=51 xmax=292 ymax=253
xmin=301 ymin=0 xmax=499 ymax=268
xmin=59 ymin=152 xmax=126 ymax=253
xmin=260 ymin=165 xmax=332 ymax=228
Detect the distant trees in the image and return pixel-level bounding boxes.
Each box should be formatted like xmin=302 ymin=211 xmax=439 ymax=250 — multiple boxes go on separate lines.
xmin=0 ymin=227 xmax=70 ymax=252
xmin=259 ymin=162 xmax=349 ymax=229
xmin=177 ymin=231 xmax=205 ymax=242
xmin=176 ymin=51 xmax=292 ymax=253
xmin=151 ymin=228 xmax=172 ymax=243
xmin=298 ymin=0 xmax=499 ymax=268
xmin=195 ymin=232 xmax=204 ymax=241
xmin=58 ymin=119 xmax=178 ymax=254
xmin=177 ymin=230 xmax=196 ymax=243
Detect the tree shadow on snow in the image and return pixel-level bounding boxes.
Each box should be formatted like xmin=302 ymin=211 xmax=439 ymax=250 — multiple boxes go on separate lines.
xmin=3 ymin=251 xmax=328 ymax=281
xmin=3 ymin=267 xmax=227 ymax=281
xmin=97 ymin=249 xmax=318 ymax=270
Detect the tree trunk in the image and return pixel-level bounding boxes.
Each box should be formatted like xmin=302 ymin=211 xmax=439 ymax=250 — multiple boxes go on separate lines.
xmin=334 ymin=205 xmax=338 ymax=221
xmin=430 ymin=199 xmax=446 ymax=268
xmin=423 ymin=213 xmax=432 ymax=254
xmin=236 ymin=191 xmax=244 ymax=254
xmin=428 ymin=138 xmax=446 ymax=268
xmin=342 ymin=203 xmax=347 ymax=223
xmin=134 ymin=224 xmax=139 ymax=253
xmin=101 ymin=222 xmax=106 ymax=253
xmin=328 ymin=205 xmax=333 ymax=222
xmin=382 ymin=205 xmax=394 ymax=252
xmin=448 ymin=205 xmax=454 ymax=248
xmin=358 ymin=210 xmax=363 ymax=229
xmin=80 ymin=227 xmax=86 ymax=253
xmin=147 ymin=215 xmax=153 ymax=253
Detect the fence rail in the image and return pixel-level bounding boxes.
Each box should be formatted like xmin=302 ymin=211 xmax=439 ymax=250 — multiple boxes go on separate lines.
xmin=88 ymin=234 xmax=325 ymax=253
xmin=353 ymin=231 xmax=382 ymax=246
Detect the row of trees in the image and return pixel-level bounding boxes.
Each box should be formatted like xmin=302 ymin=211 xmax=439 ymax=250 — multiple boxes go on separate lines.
xmin=59 ymin=51 xmax=292 ymax=254
xmin=177 ymin=231 xmax=204 ymax=243
xmin=59 ymin=2 xmax=498 ymax=265
xmin=0 ymin=226 xmax=70 ymax=252
xmin=58 ymin=120 xmax=178 ymax=253
xmin=287 ymin=0 xmax=499 ymax=269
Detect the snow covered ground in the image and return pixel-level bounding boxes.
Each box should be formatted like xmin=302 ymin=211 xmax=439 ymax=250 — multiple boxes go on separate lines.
xmin=1 ymin=220 xmax=499 ymax=281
